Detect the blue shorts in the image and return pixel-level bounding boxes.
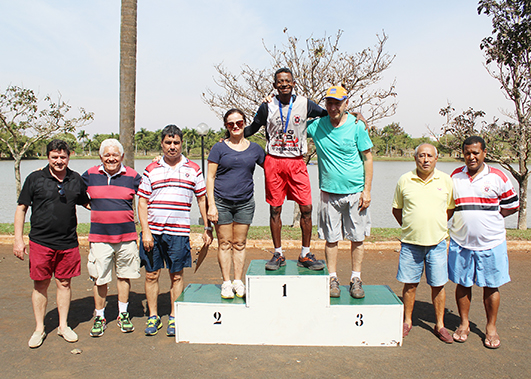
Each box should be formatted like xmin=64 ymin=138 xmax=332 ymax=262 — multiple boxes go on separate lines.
xmin=397 ymin=240 xmax=448 ymax=287
xmin=139 ymin=233 xmax=191 ymax=273
xmin=448 ymin=239 xmax=510 ymax=288
xmin=215 ymin=196 xmax=255 ymax=225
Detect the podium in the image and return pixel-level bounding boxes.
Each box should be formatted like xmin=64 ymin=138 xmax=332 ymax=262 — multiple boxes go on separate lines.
xmin=175 ymin=260 xmax=403 ymax=346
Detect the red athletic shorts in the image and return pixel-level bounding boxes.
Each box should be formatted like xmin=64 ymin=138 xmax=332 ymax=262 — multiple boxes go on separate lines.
xmin=29 ymin=241 xmax=81 ymax=281
xmin=264 ymin=155 xmax=312 ymax=207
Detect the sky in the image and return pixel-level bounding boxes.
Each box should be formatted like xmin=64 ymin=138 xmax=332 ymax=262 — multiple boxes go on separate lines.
xmin=0 ymin=0 xmax=513 ymax=138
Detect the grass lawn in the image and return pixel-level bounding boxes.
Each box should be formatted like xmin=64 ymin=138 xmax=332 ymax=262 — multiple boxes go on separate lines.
xmin=2 ymin=223 xmax=530 ymax=242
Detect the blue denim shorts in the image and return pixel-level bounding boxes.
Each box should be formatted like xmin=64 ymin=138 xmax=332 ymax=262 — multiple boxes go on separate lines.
xmin=215 ymin=196 xmax=255 ymax=225
xmin=139 ymin=233 xmax=191 ymax=273
xmin=448 ymin=239 xmax=510 ymax=288
xmin=397 ymin=240 xmax=448 ymax=287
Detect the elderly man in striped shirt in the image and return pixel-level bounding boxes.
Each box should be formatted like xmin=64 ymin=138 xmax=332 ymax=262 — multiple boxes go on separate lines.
xmin=138 ymin=125 xmax=212 ymax=337
xmin=449 ymin=136 xmax=519 ymax=349
xmin=82 ymin=139 xmax=142 ymax=337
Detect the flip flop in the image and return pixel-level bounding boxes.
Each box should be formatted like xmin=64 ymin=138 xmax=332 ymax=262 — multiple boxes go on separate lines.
xmin=452 ymin=327 xmax=470 ymax=343
xmin=403 ymin=323 xmax=412 ymax=337
xmin=484 ymin=334 xmax=501 ymax=349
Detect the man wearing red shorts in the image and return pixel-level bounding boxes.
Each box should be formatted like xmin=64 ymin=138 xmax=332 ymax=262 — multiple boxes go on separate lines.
xmin=245 ymin=68 xmax=328 ymax=270
xmin=14 ymin=140 xmax=90 ymax=348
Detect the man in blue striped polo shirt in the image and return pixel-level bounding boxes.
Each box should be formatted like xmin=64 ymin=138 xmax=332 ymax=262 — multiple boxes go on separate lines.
xmin=82 ymin=139 xmax=142 ymax=337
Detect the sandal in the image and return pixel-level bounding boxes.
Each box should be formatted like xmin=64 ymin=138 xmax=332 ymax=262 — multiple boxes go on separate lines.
xmin=453 ymin=327 xmax=470 ymax=343
xmin=484 ymin=334 xmax=501 ymax=349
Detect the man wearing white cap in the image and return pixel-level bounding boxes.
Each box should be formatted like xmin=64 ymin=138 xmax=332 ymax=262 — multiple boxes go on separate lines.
xmin=307 ymin=86 xmax=373 ymax=298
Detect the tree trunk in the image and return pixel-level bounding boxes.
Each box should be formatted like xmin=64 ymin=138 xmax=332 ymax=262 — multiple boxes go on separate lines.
xmin=119 ymin=0 xmax=137 ymax=169
xmin=517 ymin=175 xmax=528 ymax=230
xmin=14 ymin=155 xmax=22 ymax=199
xmin=291 ymin=205 xmax=301 ymax=228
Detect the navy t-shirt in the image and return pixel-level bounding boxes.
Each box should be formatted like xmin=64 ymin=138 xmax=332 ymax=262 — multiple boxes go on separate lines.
xmin=208 ymin=141 xmax=265 ymax=202
xmin=18 ymin=165 xmax=90 ymax=250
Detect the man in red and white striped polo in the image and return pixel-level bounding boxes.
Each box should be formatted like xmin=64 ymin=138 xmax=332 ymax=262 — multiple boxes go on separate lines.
xmin=138 ymin=125 xmax=212 ymax=337
xmin=449 ymin=136 xmax=519 ymax=349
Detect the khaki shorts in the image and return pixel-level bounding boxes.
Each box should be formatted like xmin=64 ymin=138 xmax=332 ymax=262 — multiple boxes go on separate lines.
xmin=318 ymin=191 xmax=371 ymax=243
xmin=87 ymin=241 xmax=141 ymax=285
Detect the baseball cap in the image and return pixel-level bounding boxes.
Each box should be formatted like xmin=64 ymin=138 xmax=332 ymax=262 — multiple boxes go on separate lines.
xmin=325 ymin=86 xmax=348 ymax=100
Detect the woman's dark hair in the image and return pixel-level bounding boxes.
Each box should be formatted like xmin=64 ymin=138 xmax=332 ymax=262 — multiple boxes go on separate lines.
xmin=223 ymin=109 xmax=247 ymax=139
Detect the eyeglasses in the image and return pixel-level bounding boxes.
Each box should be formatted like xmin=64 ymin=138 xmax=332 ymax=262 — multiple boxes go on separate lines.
xmin=57 ymin=183 xmax=65 ymax=197
xmin=226 ymin=120 xmax=245 ymax=128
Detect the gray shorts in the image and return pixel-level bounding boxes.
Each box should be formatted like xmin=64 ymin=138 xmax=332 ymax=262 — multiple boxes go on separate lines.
xmin=215 ymin=196 xmax=255 ymax=225
xmin=318 ymin=191 xmax=371 ymax=243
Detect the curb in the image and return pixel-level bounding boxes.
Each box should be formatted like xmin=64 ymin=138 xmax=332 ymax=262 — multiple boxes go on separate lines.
xmin=3 ymin=235 xmax=531 ymax=252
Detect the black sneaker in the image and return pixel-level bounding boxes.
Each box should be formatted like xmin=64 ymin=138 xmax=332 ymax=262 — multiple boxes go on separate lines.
xmin=349 ymin=277 xmax=365 ymax=299
xmin=297 ymin=253 xmax=325 ymax=270
xmin=265 ymin=252 xmax=286 ymax=271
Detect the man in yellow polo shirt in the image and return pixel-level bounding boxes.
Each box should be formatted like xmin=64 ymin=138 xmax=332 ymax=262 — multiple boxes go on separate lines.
xmin=392 ymin=143 xmax=455 ymax=343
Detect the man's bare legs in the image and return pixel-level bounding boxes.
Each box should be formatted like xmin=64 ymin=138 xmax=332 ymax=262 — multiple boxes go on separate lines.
xmin=325 ymin=242 xmax=338 ymax=273
xmin=299 ymin=204 xmax=312 ymax=249
xmin=55 ymin=278 xmax=72 ymax=332
xmin=431 ymin=285 xmax=447 ymax=331
xmin=32 ymin=279 xmax=51 ymax=333
xmin=484 ymin=287 xmax=500 ymax=346
xmin=270 ymin=205 xmax=282 ymax=249
xmin=145 ymin=269 xmax=161 ymax=317
xmin=351 ymin=241 xmax=364 ymax=273
xmin=169 ymin=270 xmax=184 ymax=317
xmin=270 ymin=204 xmax=312 ymax=251
xmin=454 ymin=284 xmax=472 ymax=340
xmin=402 ymin=283 xmax=418 ymax=329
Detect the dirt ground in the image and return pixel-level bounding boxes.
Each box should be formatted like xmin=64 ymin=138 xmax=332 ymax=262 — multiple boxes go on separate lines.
xmin=1 ymin=242 xmax=530 ymax=379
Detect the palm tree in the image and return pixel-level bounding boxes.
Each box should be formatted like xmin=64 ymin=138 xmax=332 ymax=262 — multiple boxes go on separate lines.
xmin=77 ymin=129 xmax=88 ymax=155
xmin=119 ymin=0 xmax=137 ymax=168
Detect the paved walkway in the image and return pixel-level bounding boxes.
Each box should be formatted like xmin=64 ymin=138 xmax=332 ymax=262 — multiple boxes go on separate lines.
xmin=1 ymin=242 xmax=529 ymax=378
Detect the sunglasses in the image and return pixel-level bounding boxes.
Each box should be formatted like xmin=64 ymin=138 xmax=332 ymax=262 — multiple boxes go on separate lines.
xmin=226 ymin=120 xmax=244 ymax=128
xmin=57 ymin=183 xmax=65 ymax=197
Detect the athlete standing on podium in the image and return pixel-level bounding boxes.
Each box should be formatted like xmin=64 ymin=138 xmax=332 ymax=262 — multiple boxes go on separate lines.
xmin=206 ymin=109 xmax=266 ymax=299
xmin=244 ymin=68 xmax=326 ymax=271
xmin=307 ymin=86 xmax=373 ymax=299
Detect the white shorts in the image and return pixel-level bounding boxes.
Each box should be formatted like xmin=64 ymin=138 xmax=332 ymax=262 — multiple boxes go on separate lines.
xmin=87 ymin=241 xmax=141 ymax=285
xmin=318 ymin=191 xmax=371 ymax=243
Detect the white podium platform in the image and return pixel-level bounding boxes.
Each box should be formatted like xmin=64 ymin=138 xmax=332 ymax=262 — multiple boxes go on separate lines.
xmin=175 ymin=260 xmax=403 ymax=346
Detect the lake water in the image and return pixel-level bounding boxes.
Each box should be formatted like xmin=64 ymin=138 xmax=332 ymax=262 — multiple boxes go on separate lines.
xmin=2 ymin=159 xmax=526 ymax=229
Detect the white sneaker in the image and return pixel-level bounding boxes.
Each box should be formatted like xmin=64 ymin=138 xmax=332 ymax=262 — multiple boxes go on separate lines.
xmin=221 ymin=282 xmax=234 ymax=299
xmin=232 ymin=281 xmax=246 ymax=298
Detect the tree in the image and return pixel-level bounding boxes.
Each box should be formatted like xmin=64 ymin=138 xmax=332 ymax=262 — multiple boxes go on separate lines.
xmin=203 ymin=29 xmax=396 ymax=126
xmin=120 ymin=0 xmax=137 ymax=168
xmin=77 ymin=129 xmax=89 ymax=155
xmin=203 ymin=29 xmax=396 ymax=226
xmin=0 ymin=86 xmax=93 ymax=196
xmin=436 ymin=1 xmax=531 ymax=229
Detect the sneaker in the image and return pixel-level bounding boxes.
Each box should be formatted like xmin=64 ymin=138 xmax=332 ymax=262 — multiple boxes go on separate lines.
xmin=90 ymin=316 xmax=107 ymax=337
xmin=221 ymin=282 xmax=234 ymax=299
xmin=349 ymin=277 xmax=365 ymax=299
xmin=117 ymin=312 xmax=134 ymax=333
xmin=167 ymin=316 xmax=175 ymax=337
xmin=58 ymin=326 xmax=78 ymax=342
xmin=28 ymin=331 xmax=46 ymax=348
xmin=233 ymin=281 xmax=246 ymax=298
xmin=145 ymin=315 xmax=162 ymax=336
xmin=265 ymin=252 xmax=286 ymax=271
xmin=330 ymin=276 xmax=341 ymax=298
xmin=297 ymin=253 xmax=325 ymax=270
